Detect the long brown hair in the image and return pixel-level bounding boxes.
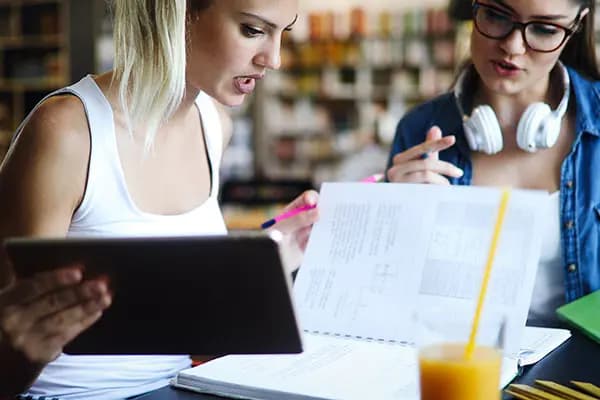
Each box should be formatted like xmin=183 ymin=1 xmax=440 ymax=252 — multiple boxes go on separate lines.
xmin=560 ymin=0 xmax=600 ymax=80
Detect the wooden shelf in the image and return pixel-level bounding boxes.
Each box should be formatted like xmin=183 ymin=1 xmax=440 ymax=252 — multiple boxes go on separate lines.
xmin=0 ymin=130 xmax=11 ymax=143
xmin=0 ymin=0 xmax=64 ymax=6
xmin=0 ymin=34 xmax=64 ymax=48
xmin=285 ymin=31 xmax=456 ymax=45
xmin=0 ymin=0 xmax=69 ymax=162
xmin=273 ymin=91 xmax=393 ymax=102
xmin=253 ymin=7 xmax=459 ymax=182
xmin=0 ymin=77 xmax=66 ymax=91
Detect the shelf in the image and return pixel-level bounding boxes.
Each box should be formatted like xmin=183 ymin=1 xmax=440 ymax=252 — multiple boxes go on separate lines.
xmin=287 ymin=31 xmax=456 ymax=44
xmin=280 ymin=63 xmax=455 ymax=73
xmin=0 ymin=130 xmax=11 ymax=144
xmin=222 ymin=205 xmax=274 ymax=231
xmin=250 ymin=6 xmax=460 ymax=182
xmin=0 ymin=77 xmax=66 ymax=91
xmin=0 ymin=34 xmax=64 ymax=48
xmin=281 ymin=64 xmax=364 ymax=73
xmin=0 ymin=0 xmax=70 ymax=162
xmin=0 ymin=0 xmax=64 ymax=6
xmin=273 ymin=92 xmax=405 ymax=104
xmin=269 ymin=129 xmax=333 ymax=138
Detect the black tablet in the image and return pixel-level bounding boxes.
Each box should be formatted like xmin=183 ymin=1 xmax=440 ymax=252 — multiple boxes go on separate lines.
xmin=4 ymin=234 xmax=303 ymax=355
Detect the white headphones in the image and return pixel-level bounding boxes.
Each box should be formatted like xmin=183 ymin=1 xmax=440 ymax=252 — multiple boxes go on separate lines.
xmin=454 ymin=62 xmax=570 ymax=154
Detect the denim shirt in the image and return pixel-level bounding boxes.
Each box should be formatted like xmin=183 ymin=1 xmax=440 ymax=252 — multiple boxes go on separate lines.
xmin=387 ymin=66 xmax=600 ymax=303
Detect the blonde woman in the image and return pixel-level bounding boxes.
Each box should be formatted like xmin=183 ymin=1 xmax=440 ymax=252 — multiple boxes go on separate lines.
xmin=0 ymin=0 xmax=314 ymax=398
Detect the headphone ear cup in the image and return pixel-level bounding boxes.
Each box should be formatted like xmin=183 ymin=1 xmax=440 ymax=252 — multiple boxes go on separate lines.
xmin=464 ymin=105 xmax=504 ymax=154
xmin=517 ymin=103 xmax=553 ymax=152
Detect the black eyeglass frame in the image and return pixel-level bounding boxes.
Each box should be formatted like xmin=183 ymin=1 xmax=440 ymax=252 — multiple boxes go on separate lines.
xmin=471 ymin=1 xmax=585 ymax=53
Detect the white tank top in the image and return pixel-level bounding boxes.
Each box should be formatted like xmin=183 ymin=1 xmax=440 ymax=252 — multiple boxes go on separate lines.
xmin=16 ymin=76 xmax=227 ymax=399
xmin=528 ymin=191 xmax=564 ymax=322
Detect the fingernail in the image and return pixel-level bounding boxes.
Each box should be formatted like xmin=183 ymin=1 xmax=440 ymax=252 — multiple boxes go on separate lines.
xmin=456 ymin=168 xmax=464 ymax=177
xmin=101 ymin=294 xmax=112 ymax=308
xmin=88 ymin=281 xmax=106 ymax=296
xmin=66 ymin=269 xmax=82 ymax=282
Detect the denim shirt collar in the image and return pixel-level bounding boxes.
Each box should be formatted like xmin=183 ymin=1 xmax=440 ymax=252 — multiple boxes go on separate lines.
xmin=434 ymin=93 xmax=470 ymax=157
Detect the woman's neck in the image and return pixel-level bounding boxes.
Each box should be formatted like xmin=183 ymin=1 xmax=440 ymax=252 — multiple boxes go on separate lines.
xmin=95 ymin=71 xmax=200 ymax=137
xmin=170 ymin=81 xmax=200 ymax=120
xmin=473 ymin=67 xmax=563 ymax=137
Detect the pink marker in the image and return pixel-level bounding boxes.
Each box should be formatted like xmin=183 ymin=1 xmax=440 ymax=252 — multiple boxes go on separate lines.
xmin=261 ymin=204 xmax=317 ymax=230
xmin=361 ymin=173 xmax=384 ymax=183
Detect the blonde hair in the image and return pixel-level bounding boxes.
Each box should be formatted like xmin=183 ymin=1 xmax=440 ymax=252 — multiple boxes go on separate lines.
xmin=112 ymin=0 xmax=187 ymax=150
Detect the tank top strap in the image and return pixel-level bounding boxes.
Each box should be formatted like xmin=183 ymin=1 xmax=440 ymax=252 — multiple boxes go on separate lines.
xmin=195 ymin=91 xmax=223 ymax=193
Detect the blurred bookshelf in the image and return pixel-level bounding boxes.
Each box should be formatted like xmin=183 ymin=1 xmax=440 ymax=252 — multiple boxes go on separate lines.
xmin=252 ymin=6 xmax=458 ymax=184
xmin=0 ymin=0 xmax=100 ymax=161
xmin=0 ymin=0 xmax=70 ymax=158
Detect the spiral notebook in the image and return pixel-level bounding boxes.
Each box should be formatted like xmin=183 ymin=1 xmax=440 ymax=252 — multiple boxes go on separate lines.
xmin=171 ymin=183 xmax=565 ymax=400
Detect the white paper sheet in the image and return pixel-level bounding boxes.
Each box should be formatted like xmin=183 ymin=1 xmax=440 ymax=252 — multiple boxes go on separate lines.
xmin=294 ymin=183 xmax=546 ymax=355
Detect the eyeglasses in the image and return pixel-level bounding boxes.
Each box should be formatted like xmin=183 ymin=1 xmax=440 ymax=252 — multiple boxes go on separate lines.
xmin=472 ymin=1 xmax=584 ymax=53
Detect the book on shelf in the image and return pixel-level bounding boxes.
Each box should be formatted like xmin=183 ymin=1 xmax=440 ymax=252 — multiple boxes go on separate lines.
xmin=172 ymin=183 xmax=570 ymax=400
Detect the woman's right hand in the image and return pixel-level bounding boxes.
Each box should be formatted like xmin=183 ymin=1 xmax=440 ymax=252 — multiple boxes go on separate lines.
xmin=0 ymin=266 xmax=111 ymax=365
xmin=387 ymin=126 xmax=463 ymax=185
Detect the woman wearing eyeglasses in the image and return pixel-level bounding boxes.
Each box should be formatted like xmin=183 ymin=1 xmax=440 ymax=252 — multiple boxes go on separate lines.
xmin=386 ymin=0 xmax=600 ymax=322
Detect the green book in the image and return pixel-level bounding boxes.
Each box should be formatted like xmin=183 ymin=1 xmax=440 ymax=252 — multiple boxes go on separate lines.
xmin=556 ymin=290 xmax=600 ymax=344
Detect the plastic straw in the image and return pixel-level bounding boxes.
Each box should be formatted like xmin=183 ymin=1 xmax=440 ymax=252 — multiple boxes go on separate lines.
xmin=465 ymin=189 xmax=511 ymax=360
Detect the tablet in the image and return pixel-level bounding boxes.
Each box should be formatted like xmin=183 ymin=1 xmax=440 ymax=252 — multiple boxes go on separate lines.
xmin=5 ymin=234 xmax=303 ymax=355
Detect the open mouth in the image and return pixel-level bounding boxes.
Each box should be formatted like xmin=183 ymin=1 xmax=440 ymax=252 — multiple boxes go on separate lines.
xmin=495 ymin=60 xmax=520 ymax=71
xmin=492 ymin=60 xmax=523 ymax=77
xmin=233 ymin=77 xmax=256 ymax=95
xmin=493 ymin=61 xmax=521 ymax=72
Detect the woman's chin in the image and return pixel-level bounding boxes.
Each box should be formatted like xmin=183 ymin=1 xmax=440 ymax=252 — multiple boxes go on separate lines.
xmin=216 ymin=92 xmax=246 ymax=107
xmin=479 ymin=74 xmax=523 ymax=96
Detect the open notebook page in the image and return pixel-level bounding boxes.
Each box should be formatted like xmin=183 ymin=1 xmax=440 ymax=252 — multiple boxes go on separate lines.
xmin=174 ymin=333 xmax=520 ymax=400
xmin=294 ymin=183 xmax=547 ymax=355
xmin=415 ymin=186 xmax=546 ymax=356
xmin=173 ymin=327 xmax=569 ymax=400
xmin=518 ymin=326 xmax=571 ymax=365
xmin=294 ymin=183 xmax=432 ymax=342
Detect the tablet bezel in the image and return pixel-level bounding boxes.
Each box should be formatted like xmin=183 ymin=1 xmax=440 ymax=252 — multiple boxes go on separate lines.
xmin=5 ymin=234 xmax=303 ymax=355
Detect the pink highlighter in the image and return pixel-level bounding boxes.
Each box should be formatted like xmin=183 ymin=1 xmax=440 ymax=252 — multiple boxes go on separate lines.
xmin=361 ymin=173 xmax=384 ymax=183
xmin=260 ymin=174 xmax=383 ymax=230
xmin=260 ymin=204 xmax=317 ymax=229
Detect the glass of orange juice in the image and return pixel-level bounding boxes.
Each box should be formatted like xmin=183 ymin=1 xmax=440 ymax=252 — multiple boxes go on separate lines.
xmin=414 ymin=308 xmax=505 ymax=400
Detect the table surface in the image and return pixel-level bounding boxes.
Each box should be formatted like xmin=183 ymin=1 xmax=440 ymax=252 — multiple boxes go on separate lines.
xmin=137 ymin=329 xmax=600 ymax=400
